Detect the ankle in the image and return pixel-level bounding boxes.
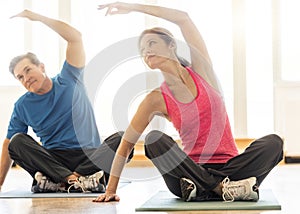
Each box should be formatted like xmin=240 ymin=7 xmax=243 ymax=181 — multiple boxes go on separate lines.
xmin=73 ymin=172 xmax=81 ymax=177
xmin=66 ymin=174 xmax=78 ymax=183
xmin=212 ymin=183 xmax=223 ymax=196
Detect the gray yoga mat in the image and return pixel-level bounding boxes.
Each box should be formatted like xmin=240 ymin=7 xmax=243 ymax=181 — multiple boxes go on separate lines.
xmin=136 ymin=189 xmax=281 ymax=211
xmin=0 ymin=181 xmax=130 ymax=198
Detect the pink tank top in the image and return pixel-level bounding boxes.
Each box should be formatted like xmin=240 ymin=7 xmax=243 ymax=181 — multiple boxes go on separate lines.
xmin=160 ymin=67 xmax=238 ymax=163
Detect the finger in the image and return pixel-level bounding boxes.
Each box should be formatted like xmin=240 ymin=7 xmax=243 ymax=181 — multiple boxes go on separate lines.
xmin=104 ymin=195 xmax=114 ymax=202
xmin=107 ymin=10 xmax=120 ymax=16
xmin=92 ymin=195 xmax=105 ymax=202
xmin=10 ymin=10 xmax=28 ymax=19
xmin=97 ymin=4 xmax=115 ymax=16
xmin=97 ymin=4 xmax=108 ymax=10
xmin=10 ymin=13 xmax=21 ymax=19
xmin=92 ymin=198 xmax=104 ymax=202
xmin=114 ymin=195 xmax=120 ymax=201
xmin=105 ymin=6 xmax=115 ymax=16
xmin=105 ymin=195 xmax=120 ymax=202
xmin=92 ymin=198 xmax=98 ymax=202
xmin=92 ymin=197 xmax=101 ymax=202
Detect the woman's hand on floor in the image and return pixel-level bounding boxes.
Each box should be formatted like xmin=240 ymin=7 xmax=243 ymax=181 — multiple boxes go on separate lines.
xmin=93 ymin=192 xmax=120 ymax=202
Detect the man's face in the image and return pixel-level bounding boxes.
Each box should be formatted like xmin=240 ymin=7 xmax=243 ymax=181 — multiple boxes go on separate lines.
xmin=14 ymin=58 xmax=48 ymax=94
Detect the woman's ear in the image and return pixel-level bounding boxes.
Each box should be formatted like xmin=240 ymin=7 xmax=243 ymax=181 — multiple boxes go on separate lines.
xmin=169 ymin=41 xmax=176 ymax=50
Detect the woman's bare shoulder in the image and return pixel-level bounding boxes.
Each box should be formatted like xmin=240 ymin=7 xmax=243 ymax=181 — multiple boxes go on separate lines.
xmin=142 ymin=88 xmax=168 ymax=116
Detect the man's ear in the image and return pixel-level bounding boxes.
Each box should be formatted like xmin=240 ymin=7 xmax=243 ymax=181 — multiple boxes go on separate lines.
xmin=40 ymin=63 xmax=45 ymax=73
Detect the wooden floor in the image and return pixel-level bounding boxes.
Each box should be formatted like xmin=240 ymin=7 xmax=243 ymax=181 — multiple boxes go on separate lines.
xmin=0 ymin=164 xmax=299 ymax=214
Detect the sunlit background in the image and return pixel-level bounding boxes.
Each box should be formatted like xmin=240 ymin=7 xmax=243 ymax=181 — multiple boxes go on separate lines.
xmin=1 ymin=0 xmax=300 ymax=156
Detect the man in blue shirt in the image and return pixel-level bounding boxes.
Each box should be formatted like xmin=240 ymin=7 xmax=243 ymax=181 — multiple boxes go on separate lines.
xmin=0 ymin=9 xmax=131 ymax=193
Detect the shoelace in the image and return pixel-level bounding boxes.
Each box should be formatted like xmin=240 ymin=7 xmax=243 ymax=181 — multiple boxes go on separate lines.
xmin=40 ymin=177 xmax=59 ymax=191
xmin=81 ymin=176 xmax=97 ymax=190
xmin=67 ymin=178 xmax=90 ymax=193
xmin=222 ymin=177 xmax=235 ymax=202
xmin=187 ymin=183 xmax=194 ymax=190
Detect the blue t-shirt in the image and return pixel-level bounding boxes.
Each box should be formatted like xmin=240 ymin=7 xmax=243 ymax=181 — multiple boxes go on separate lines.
xmin=7 ymin=61 xmax=101 ymax=149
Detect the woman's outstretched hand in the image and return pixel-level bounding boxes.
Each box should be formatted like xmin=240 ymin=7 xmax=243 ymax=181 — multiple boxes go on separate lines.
xmin=98 ymin=2 xmax=134 ymax=16
xmin=10 ymin=9 xmax=40 ymax=21
xmin=93 ymin=192 xmax=120 ymax=202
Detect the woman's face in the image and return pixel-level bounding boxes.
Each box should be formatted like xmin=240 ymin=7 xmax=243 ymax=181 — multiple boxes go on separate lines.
xmin=139 ymin=33 xmax=176 ymax=69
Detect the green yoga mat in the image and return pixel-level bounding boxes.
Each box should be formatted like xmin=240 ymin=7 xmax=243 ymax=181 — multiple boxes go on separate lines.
xmin=136 ymin=189 xmax=281 ymax=211
xmin=0 ymin=181 xmax=129 ymax=198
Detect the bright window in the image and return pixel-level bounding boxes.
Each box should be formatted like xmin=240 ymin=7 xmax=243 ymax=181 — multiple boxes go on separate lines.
xmin=280 ymin=0 xmax=300 ymax=81
xmin=246 ymin=0 xmax=274 ymax=137
xmin=71 ymin=0 xmax=146 ymax=138
xmin=31 ymin=0 xmax=60 ymax=78
xmin=0 ymin=0 xmax=60 ymax=85
xmin=0 ymin=0 xmax=25 ymax=85
xmin=1 ymin=0 xmax=293 ymax=140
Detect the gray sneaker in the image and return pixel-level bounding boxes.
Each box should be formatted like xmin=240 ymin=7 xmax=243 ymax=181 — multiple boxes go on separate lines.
xmin=68 ymin=171 xmax=106 ymax=193
xmin=222 ymin=177 xmax=259 ymax=202
xmin=31 ymin=172 xmax=66 ymax=193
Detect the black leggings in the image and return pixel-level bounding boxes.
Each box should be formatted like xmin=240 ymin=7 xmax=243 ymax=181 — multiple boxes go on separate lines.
xmin=144 ymin=130 xmax=283 ymax=198
xmin=8 ymin=132 xmax=129 ymax=184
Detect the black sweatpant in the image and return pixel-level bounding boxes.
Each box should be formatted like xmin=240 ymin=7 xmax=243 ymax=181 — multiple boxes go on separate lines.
xmin=144 ymin=130 xmax=283 ymax=198
xmin=8 ymin=131 xmax=127 ymax=185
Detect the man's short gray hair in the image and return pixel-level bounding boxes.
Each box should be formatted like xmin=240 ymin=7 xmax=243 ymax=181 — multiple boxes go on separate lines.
xmin=9 ymin=52 xmax=41 ymax=76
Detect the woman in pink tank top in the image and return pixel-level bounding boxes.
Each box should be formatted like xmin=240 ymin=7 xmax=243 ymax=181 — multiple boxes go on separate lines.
xmin=94 ymin=2 xmax=283 ymax=203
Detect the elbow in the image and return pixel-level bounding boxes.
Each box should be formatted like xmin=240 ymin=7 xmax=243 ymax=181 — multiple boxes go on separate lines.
xmin=66 ymin=27 xmax=82 ymax=43
xmin=181 ymin=11 xmax=189 ymax=19
xmin=3 ymin=138 xmax=10 ymax=148
xmin=73 ymin=30 xmax=83 ymax=43
xmin=177 ymin=11 xmax=190 ymax=23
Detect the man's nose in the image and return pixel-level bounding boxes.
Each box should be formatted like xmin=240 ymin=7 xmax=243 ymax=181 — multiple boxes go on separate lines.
xmin=24 ymin=73 xmax=31 ymax=83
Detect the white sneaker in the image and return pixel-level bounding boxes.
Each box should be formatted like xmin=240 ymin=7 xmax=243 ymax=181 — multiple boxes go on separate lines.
xmin=68 ymin=171 xmax=106 ymax=193
xmin=180 ymin=178 xmax=197 ymax=201
xmin=222 ymin=177 xmax=259 ymax=202
xmin=31 ymin=172 xmax=65 ymax=193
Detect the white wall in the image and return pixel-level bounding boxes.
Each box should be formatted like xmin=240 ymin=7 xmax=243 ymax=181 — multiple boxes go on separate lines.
xmin=275 ymin=84 xmax=300 ymax=156
xmin=1 ymin=0 xmax=300 ymax=158
xmin=0 ymin=86 xmax=26 ymax=146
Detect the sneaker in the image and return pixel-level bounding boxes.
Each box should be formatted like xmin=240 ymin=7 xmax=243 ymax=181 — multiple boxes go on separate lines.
xmin=222 ymin=176 xmax=259 ymax=202
xmin=31 ymin=172 xmax=66 ymax=193
xmin=180 ymin=178 xmax=197 ymax=201
xmin=68 ymin=170 xmax=106 ymax=193
xmin=193 ymin=190 xmax=222 ymax=201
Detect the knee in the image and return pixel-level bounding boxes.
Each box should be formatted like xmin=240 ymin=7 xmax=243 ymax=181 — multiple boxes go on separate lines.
xmin=8 ymin=133 xmax=27 ymax=150
xmin=8 ymin=133 xmax=32 ymax=156
xmin=103 ymin=131 xmax=124 ymax=151
xmin=104 ymin=131 xmax=124 ymax=143
xmin=110 ymin=131 xmax=124 ymax=140
xmin=262 ymin=134 xmax=284 ymax=155
xmin=144 ymin=130 xmax=165 ymax=148
xmin=269 ymin=134 xmax=283 ymax=150
xmin=144 ymin=131 xmax=161 ymax=158
xmin=144 ymin=130 xmax=171 ymax=159
xmin=273 ymin=134 xmax=284 ymax=156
